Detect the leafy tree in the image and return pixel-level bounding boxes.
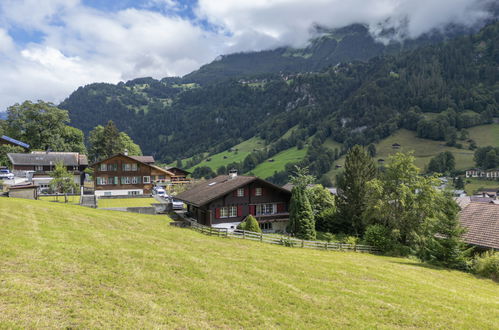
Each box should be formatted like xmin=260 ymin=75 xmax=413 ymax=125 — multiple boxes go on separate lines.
xmin=289 ymin=166 xmax=315 ymax=188
xmin=307 ymin=185 xmax=336 ymax=232
xmin=0 ymin=145 xmax=24 ymax=167
xmin=88 ymin=121 xmax=142 ymax=161
xmin=191 ymin=166 xmax=216 ymax=179
xmin=5 ymin=100 xmax=85 ymax=152
xmin=474 ymin=146 xmax=499 ymax=169
xmin=427 ymin=151 xmax=455 ymax=174
xmin=454 ymin=176 xmax=465 ymax=190
xmin=238 ymin=215 xmax=262 ymax=233
xmin=49 ymin=162 xmax=78 ymax=203
xmin=336 ymin=145 xmax=376 ymax=235
xmin=287 ymin=187 xmax=316 ymax=240
xmin=216 ymin=165 xmax=227 ymax=175
xmin=367 ymin=143 xmax=377 ymax=157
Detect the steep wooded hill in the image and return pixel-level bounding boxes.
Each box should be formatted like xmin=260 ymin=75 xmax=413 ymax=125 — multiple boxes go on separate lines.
xmin=60 ymin=21 xmax=499 ymax=181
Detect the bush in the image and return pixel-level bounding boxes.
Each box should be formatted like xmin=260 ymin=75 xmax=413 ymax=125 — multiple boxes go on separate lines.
xmin=363 ymin=224 xmax=395 ymax=253
xmin=473 ymin=251 xmax=499 ymax=281
xmin=237 ymin=215 xmax=262 ymax=233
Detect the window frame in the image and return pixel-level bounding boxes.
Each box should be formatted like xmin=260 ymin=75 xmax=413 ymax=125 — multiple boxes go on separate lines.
xmin=255 ymin=187 xmax=262 ymax=196
xmin=143 ymin=176 xmax=151 ymax=184
xmin=220 ymin=207 xmax=229 ymax=218
xmin=229 ymin=206 xmax=238 ymax=217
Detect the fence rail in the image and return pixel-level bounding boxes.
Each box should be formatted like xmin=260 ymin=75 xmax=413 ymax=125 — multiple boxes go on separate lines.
xmin=184 ymin=218 xmax=378 ymax=253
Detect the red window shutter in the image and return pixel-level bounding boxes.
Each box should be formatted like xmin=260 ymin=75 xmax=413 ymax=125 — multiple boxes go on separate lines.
xmin=237 ymin=206 xmax=243 ymax=217
xmin=215 ymin=208 xmax=220 ymax=219
xmin=277 ymin=203 xmax=285 ymax=213
xmin=244 ymin=187 xmax=249 ymax=196
xmin=261 ymin=187 xmax=265 ymax=196
xmin=249 ymin=205 xmax=256 ymax=215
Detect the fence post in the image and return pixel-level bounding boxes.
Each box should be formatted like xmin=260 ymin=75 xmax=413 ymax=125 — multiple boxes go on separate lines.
xmin=301 ymin=240 xmax=304 ymax=248
xmin=325 ymin=242 xmax=328 ymax=250
xmin=243 ymin=230 xmax=245 ymax=239
xmin=260 ymin=233 xmax=263 ymax=242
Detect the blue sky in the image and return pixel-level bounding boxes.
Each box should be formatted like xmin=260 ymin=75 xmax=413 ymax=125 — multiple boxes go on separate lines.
xmin=0 ymin=0 xmax=494 ymax=112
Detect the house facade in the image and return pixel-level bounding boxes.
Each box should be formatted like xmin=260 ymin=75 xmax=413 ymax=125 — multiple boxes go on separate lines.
xmin=175 ymin=173 xmax=291 ymax=233
xmin=165 ymin=167 xmax=191 ymax=184
xmin=7 ymin=152 xmax=87 ymax=191
xmin=465 ymin=168 xmax=499 ymax=179
xmin=92 ymin=154 xmax=174 ymax=196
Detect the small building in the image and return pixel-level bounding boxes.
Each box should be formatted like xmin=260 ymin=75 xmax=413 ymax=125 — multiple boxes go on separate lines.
xmin=0 ymin=135 xmax=30 ymax=150
xmin=165 ymin=166 xmax=191 ymax=184
xmin=92 ymin=153 xmax=174 ymax=196
xmin=391 ymin=143 xmax=401 ymax=149
xmin=8 ymin=183 xmax=38 ymax=200
xmin=176 ymin=172 xmax=291 ymax=233
xmin=459 ymin=202 xmax=499 ymax=250
xmin=465 ymin=168 xmax=499 ymax=179
xmin=7 ymin=152 xmax=87 ymax=191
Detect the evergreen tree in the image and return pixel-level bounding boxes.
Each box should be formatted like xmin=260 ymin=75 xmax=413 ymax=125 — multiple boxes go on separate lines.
xmin=367 ymin=143 xmax=377 ymax=157
xmin=288 ymin=187 xmax=316 ymax=239
xmin=238 ymin=215 xmax=262 ymax=233
xmin=337 ymin=145 xmax=376 ymax=235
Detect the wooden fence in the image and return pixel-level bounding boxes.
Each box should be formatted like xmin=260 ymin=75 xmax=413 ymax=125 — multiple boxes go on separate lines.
xmin=187 ymin=219 xmax=378 ymax=253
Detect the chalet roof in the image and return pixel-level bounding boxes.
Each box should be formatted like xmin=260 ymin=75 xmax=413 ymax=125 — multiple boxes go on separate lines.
xmin=7 ymin=152 xmax=87 ymax=166
xmin=129 ymin=155 xmax=155 ymax=164
xmin=176 ymin=175 xmax=290 ymax=207
xmin=0 ymin=135 xmax=30 ymax=149
xmin=150 ymin=164 xmax=175 ymax=176
xmin=459 ymin=202 xmax=499 ymax=249
xmin=165 ymin=166 xmax=191 ymax=175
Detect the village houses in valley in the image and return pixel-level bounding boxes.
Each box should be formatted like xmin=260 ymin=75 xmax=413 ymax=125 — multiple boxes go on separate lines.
xmin=91 ymin=153 xmax=176 ymax=196
xmin=175 ymin=170 xmax=291 ymax=232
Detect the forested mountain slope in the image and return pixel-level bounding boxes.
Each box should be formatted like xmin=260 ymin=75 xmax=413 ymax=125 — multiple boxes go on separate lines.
xmin=61 ymin=21 xmax=499 ymax=180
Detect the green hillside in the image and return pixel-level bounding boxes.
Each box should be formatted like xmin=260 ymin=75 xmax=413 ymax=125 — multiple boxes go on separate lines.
xmin=250 ymin=146 xmax=308 ymax=178
xmin=327 ymin=126 xmax=499 ymax=180
xmin=1 ymin=198 xmax=498 ymax=328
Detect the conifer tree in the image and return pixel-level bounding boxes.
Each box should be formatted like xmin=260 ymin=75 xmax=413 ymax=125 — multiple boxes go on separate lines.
xmin=288 ymin=186 xmax=316 ymax=240
xmin=337 ymin=145 xmax=376 ymax=236
xmin=238 ymin=215 xmax=261 ymax=233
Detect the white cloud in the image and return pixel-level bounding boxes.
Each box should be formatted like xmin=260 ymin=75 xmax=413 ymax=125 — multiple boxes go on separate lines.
xmin=0 ymin=0 xmax=494 ymax=111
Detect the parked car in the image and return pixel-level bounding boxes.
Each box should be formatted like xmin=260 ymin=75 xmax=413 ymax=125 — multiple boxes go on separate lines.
xmin=0 ymin=169 xmax=14 ymax=180
xmin=170 ymin=198 xmax=184 ymax=210
xmin=155 ymin=187 xmax=167 ymax=197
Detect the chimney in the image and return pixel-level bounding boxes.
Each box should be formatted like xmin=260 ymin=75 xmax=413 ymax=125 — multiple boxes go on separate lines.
xmin=124 ymin=149 xmax=128 ymax=156
xmin=228 ymin=169 xmax=238 ymax=179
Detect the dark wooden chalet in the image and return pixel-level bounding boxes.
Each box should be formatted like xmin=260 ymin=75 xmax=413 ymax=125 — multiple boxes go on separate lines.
xmin=175 ymin=172 xmax=291 ymax=232
xmin=165 ymin=166 xmax=191 ymax=183
xmin=92 ymin=153 xmax=174 ymax=196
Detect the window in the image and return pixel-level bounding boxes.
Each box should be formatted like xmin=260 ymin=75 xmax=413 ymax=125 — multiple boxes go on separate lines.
xmin=123 ymin=163 xmax=137 ymax=171
xmin=121 ymin=176 xmax=131 ymax=184
xmin=97 ymin=177 xmax=111 ymax=185
xmin=220 ymin=207 xmax=228 ymax=218
xmin=128 ymin=191 xmax=140 ymax=195
xmin=35 ymin=165 xmax=43 ymax=171
xmin=100 ymin=164 xmax=107 ymax=171
xmin=255 ymin=187 xmax=262 ymax=196
xmin=237 ymin=188 xmax=244 ymax=197
xmin=143 ymin=176 xmax=151 ymax=184
xmin=104 ymin=192 xmax=112 ymax=196
xmin=259 ymin=222 xmax=273 ymax=230
xmin=131 ymin=176 xmax=140 ymax=184
xmin=114 ymin=176 xmax=119 ymax=185
xmin=256 ymin=203 xmax=275 ymax=215
xmin=131 ymin=163 xmax=138 ymax=171
xmin=229 ymin=206 xmax=238 ymax=217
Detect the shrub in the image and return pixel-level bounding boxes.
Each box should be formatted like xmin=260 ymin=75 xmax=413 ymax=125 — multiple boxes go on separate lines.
xmin=363 ymin=224 xmax=395 ymax=253
xmin=238 ymin=215 xmax=262 ymax=233
xmin=473 ymin=251 xmax=499 ymax=281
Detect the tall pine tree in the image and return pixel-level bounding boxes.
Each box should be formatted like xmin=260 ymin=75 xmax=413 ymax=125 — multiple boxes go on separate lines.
xmin=337 ymin=145 xmax=376 ymax=236
xmin=288 ymin=187 xmax=316 ymax=240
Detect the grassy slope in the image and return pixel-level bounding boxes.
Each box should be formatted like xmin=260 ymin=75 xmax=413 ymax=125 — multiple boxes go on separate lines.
xmin=1 ymin=198 xmax=498 ymax=328
xmin=464 ymin=178 xmax=499 ymax=195
xmin=250 ymin=147 xmax=308 ymax=178
xmin=325 ymin=128 xmax=496 ymax=181
xmin=186 ymin=136 xmax=265 ymax=172
xmin=97 ymin=197 xmax=157 ymax=208
xmin=39 ymin=195 xmax=80 ymax=204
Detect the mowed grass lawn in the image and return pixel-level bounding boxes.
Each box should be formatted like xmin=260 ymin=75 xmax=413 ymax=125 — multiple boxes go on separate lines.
xmin=251 ymin=146 xmax=308 ymax=179
xmin=1 ymin=198 xmax=498 ymax=328
xmin=39 ymin=195 xmax=80 ymax=204
xmin=97 ymin=197 xmax=157 ymax=208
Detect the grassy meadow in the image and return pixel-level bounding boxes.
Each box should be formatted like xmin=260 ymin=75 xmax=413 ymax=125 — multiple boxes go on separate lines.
xmin=251 ymin=146 xmax=308 ymax=178
xmin=1 ymin=197 xmax=498 ymax=328
xmin=97 ymin=197 xmax=157 ymax=208
xmin=464 ymin=178 xmax=499 ymax=195
xmin=39 ymin=195 xmax=80 ymax=204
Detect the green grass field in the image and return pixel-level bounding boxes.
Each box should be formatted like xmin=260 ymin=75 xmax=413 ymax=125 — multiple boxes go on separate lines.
xmin=97 ymin=197 xmax=157 ymax=208
xmin=39 ymin=195 xmax=80 ymax=204
xmin=187 ymin=137 xmax=265 ymax=172
xmin=468 ymin=123 xmax=499 ymax=146
xmin=250 ymin=146 xmax=308 ymax=178
xmin=464 ymin=178 xmax=499 ymax=195
xmin=1 ymin=198 xmax=497 ymax=328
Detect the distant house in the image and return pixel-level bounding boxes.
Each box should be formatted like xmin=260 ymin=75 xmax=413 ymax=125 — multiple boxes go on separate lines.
xmin=165 ymin=166 xmax=191 ymax=183
xmin=8 ymin=183 xmax=37 ymax=200
xmin=7 ymin=152 xmax=87 ymax=192
xmin=391 ymin=143 xmax=401 ymax=149
xmin=465 ymin=168 xmax=499 ymax=179
xmin=92 ymin=153 xmax=174 ymax=196
xmin=0 ymin=135 xmax=30 ymax=150
xmin=176 ymin=171 xmax=291 ymax=232
xmin=459 ymin=202 xmax=499 ymax=250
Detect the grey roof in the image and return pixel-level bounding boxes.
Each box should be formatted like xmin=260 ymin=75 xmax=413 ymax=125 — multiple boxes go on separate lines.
xmin=129 ymin=156 xmax=155 ymax=164
xmin=7 ymin=152 xmax=87 ymax=166
xmin=176 ymin=175 xmax=290 ymax=207
xmin=459 ymin=202 xmax=499 ymax=249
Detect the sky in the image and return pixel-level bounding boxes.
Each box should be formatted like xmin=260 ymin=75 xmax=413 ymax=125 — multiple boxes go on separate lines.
xmin=0 ymin=0 xmax=494 ymax=112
